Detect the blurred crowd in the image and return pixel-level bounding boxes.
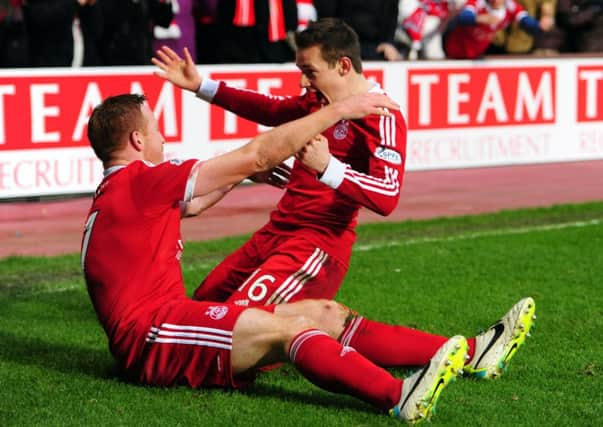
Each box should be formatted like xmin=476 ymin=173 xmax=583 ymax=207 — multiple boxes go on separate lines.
xmin=0 ymin=0 xmax=601 ymax=68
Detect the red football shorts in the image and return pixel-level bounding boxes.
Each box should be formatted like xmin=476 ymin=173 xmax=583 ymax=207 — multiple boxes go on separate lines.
xmin=135 ymin=298 xmax=273 ymax=388
xmin=193 ymin=230 xmax=348 ymax=306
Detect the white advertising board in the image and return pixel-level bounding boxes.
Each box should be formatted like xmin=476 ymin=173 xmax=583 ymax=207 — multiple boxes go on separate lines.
xmin=0 ymin=58 xmax=602 ymax=199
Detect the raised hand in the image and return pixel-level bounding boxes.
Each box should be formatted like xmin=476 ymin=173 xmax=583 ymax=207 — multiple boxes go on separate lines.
xmin=376 ymin=42 xmax=402 ymax=61
xmin=152 ymin=46 xmax=202 ymax=92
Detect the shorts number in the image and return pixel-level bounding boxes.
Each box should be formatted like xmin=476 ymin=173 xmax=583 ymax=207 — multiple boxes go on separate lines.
xmin=238 ymin=271 xmax=276 ymax=302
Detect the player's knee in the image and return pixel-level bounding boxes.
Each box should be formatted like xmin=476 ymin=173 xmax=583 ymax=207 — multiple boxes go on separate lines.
xmin=317 ymin=299 xmax=348 ymax=323
xmin=281 ymin=314 xmax=318 ymax=343
xmin=289 ymin=314 xmax=318 ymax=332
xmin=301 ymin=299 xmax=347 ymax=337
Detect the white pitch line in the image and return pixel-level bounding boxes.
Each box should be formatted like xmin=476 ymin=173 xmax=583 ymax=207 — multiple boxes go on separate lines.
xmin=21 ymin=283 xmax=83 ymax=297
xmin=354 ymin=218 xmax=601 ymax=252
xmin=14 ymin=219 xmax=602 ymax=295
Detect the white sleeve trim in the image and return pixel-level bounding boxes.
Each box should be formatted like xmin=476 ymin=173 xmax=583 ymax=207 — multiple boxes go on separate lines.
xmin=319 ymin=156 xmax=347 ymax=189
xmin=195 ymin=79 xmax=220 ymax=102
xmin=184 ymin=160 xmax=203 ymax=202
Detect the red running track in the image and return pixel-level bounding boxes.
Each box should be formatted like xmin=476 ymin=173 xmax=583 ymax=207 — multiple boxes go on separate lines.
xmin=1 ymin=160 xmax=601 ymax=259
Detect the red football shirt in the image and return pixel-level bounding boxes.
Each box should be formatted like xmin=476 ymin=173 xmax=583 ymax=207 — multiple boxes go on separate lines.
xmin=212 ymin=82 xmax=407 ymax=263
xmin=81 ymin=159 xmax=200 ymax=365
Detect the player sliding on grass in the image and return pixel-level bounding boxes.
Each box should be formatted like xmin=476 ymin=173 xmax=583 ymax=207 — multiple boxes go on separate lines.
xmin=81 ymin=93 xmax=535 ymax=424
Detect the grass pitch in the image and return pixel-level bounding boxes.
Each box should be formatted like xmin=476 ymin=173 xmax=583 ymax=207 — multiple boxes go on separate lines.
xmin=1 ymin=202 xmax=602 ymax=426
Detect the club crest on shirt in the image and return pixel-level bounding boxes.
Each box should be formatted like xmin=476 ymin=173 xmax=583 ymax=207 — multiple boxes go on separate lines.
xmin=169 ymin=159 xmax=184 ymax=165
xmin=333 ymin=120 xmax=349 ymax=140
xmin=205 ymin=305 xmax=229 ymax=320
xmin=374 ymin=146 xmax=402 ymax=165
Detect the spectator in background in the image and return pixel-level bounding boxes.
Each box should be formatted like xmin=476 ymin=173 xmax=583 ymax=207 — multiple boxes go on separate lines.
xmin=315 ymin=0 xmax=402 ymax=61
xmin=396 ymin=0 xmax=460 ymax=60
xmin=0 ymin=0 xmax=28 ymax=67
xmin=77 ymin=0 xmax=103 ymax=66
xmin=153 ymin=0 xmax=199 ymax=63
xmin=556 ymin=0 xmax=603 ymax=53
xmin=94 ymin=0 xmax=173 ymax=66
xmin=193 ymin=0 xmax=219 ymax=63
xmin=195 ymin=0 xmax=298 ymax=64
xmin=443 ymin=0 xmax=553 ymax=59
xmin=295 ymin=0 xmax=317 ymax=31
xmin=23 ymin=0 xmax=89 ymax=67
xmin=489 ymin=0 xmax=556 ymax=54
xmin=531 ymin=1 xmax=567 ymax=54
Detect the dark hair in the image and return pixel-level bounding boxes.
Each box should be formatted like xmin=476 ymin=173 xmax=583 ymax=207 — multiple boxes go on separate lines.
xmin=87 ymin=94 xmax=147 ymax=163
xmin=295 ymin=18 xmax=363 ymax=73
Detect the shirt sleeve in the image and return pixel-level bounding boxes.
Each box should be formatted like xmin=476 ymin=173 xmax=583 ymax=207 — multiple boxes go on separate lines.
xmin=518 ymin=15 xmax=540 ymax=33
xmin=209 ymin=80 xmax=312 ymax=127
xmin=133 ymin=159 xmax=202 ymax=212
xmin=319 ymin=112 xmax=406 ymax=216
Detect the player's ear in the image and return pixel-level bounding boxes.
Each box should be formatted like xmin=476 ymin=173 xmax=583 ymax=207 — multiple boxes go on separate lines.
xmin=129 ymin=130 xmax=144 ymax=152
xmin=338 ymin=57 xmax=353 ymax=76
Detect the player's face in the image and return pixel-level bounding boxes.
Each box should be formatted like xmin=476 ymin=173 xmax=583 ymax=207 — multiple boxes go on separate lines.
xmin=140 ymin=103 xmax=165 ymax=165
xmin=296 ymin=45 xmax=344 ymax=103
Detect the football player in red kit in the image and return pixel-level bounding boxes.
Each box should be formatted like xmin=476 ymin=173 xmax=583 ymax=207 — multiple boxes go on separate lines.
xmin=154 ymin=18 xmax=406 ymax=307
xmin=81 ymin=91 xmax=469 ymax=424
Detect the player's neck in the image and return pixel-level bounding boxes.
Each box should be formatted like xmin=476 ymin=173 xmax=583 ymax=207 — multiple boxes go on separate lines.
xmin=329 ymin=75 xmax=372 ymax=103
xmin=103 ymin=157 xmax=135 ymax=170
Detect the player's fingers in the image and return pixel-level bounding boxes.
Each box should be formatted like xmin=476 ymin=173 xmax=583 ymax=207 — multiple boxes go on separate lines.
xmin=162 ymin=46 xmax=181 ymax=62
xmin=151 ymin=57 xmax=167 ymax=70
xmin=153 ymin=49 xmax=172 ymax=66
xmin=183 ymin=47 xmax=194 ymax=65
xmin=275 ymin=166 xmax=291 ymax=177
xmin=374 ymin=107 xmax=393 ymax=118
xmin=374 ymin=98 xmax=400 ymax=111
xmin=378 ymin=94 xmax=400 ymax=110
xmin=273 ymin=169 xmax=289 ymax=181
xmin=152 ymin=70 xmax=167 ymax=80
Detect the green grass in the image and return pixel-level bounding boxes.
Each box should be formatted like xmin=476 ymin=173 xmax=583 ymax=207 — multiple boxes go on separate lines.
xmin=1 ymin=202 xmax=602 ymax=426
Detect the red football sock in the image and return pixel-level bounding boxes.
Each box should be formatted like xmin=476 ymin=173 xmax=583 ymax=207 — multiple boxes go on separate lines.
xmin=340 ymin=317 xmax=448 ymax=367
xmin=466 ymin=337 xmax=476 ymax=364
xmin=289 ymin=329 xmax=402 ymax=411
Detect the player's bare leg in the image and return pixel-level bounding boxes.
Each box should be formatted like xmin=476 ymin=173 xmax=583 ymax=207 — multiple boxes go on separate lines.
xmin=273 ymin=299 xmax=448 ymax=367
xmin=230 ymin=304 xmax=465 ymax=423
xmin=273 ymin=299 xmax=349 ymax=338
xmin=230 ymin=307 xmax=318 ymax=373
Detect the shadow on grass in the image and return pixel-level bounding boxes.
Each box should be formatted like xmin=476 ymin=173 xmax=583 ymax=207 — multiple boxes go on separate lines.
xmin=0 ymin=330 xmax=118 ymax=380
xmin=241 ymin=381 xmax=378 ymax=414
xmin=0 ymin=330 xmax=387 ymax=414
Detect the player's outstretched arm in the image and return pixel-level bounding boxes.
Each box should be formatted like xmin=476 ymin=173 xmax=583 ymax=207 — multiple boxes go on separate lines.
xmin=152 ymin=46 xmax=202 ymax=92
xmin=192 ymin=92 xmax=399 ymax=197
xmin=180 ymin=184 xmax=237 ymax=217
